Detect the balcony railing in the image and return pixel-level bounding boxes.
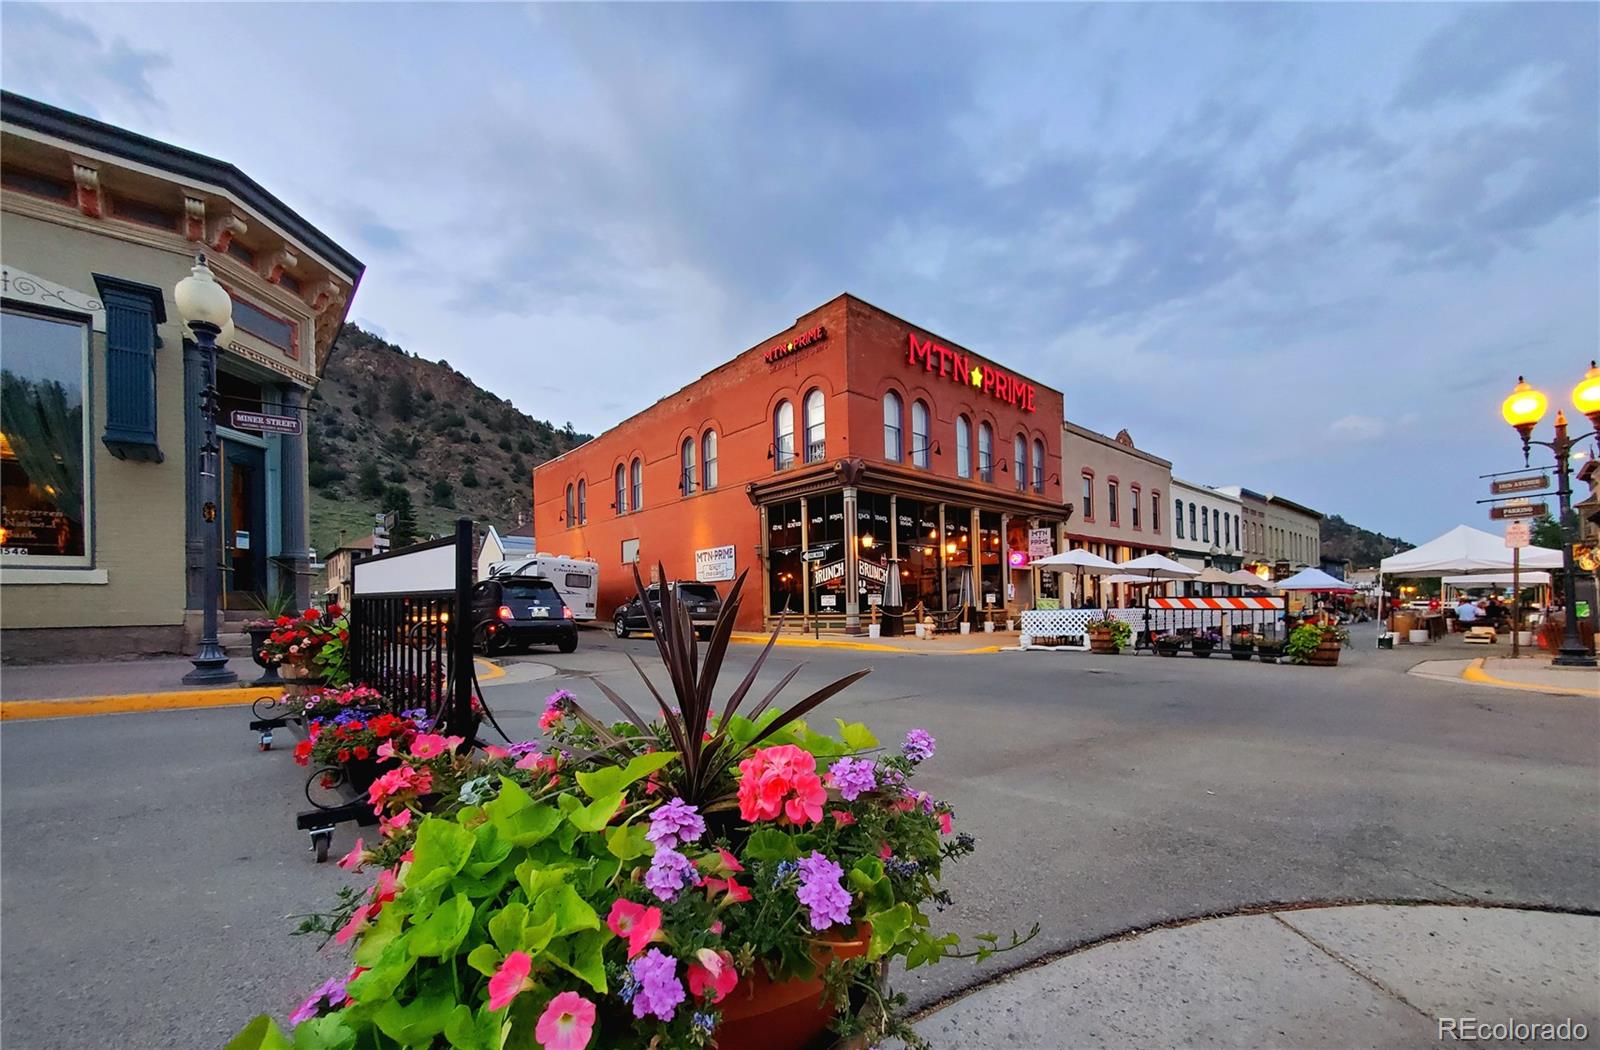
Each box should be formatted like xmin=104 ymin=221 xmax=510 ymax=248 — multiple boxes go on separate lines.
xmin=804 ymin=439 xmax=826 ymax=464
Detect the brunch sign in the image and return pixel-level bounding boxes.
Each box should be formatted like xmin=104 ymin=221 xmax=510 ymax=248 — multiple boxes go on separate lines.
xmin=907 ymin=333 xmax=1037 ymax=412
xmin=764 ymin=324 xmax=827 ymax=364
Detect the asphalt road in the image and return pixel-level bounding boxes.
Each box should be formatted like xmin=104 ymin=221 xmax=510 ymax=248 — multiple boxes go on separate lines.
xmin=3 ymin=626 xmax=1596 ymax=1048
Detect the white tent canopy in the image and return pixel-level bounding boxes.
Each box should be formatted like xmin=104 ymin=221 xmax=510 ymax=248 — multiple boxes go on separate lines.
xmin=1117 ymin=553 xmax=1200 ymax=579
xmin=1274 ymin=567 xmax=1355 ymax=592
xmin=1031 ymin=549 xmax=1121 ymax=572
xmin=1442 ymin=572 xmax=1551 ymax=587
xmin=1379 ymin=524 xmax=1564 ymax=576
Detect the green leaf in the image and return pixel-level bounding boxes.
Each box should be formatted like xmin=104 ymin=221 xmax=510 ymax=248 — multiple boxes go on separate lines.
xmin=443 ymin=1005 xmax=504 ymax=1050
xmin=346 ymin=938 xmax=417 ymax=1001
xmin=406 ymin=819 xmax=476 ymax=893
xmin=408 ymin=893 xmax=474 ymax=957
xmin=464 ymin=822 xmax=514 ymax=878
xmin=866 ymin=903 xmax=916 ymax=961
xmin=290 ymin=1014 xmax=356 ymax=1050
xmin=223 ymin=1016 xmax=293 ymax=1050
xmin=353 ymin=906 xmax=406 ymax=968
xmin=848 ymin=857 xmax=894 ymax=913
xmin=604 ymin=823 xmax=652 ymax=862
xmin=487 ymin=902 xmax=531 ymax=953
xmin=483 ymin=775 xmax=533 ymax=819
xmin=567 ymin=791 xmax=624 ymax=833
xmin=547 ymin=928 xmax=609 ymax=994
xmin=530 ymin=883 xmax=601 ymax=938
xmin=515 ymin=860 xmax=575 ymax=901
xmin=466 ymin=943 xmax=503 ymax=978
xmin=490 ymin=800 xmax=562 ymax=848
xmin=834 ymin=719 xmax=878 ymax=752
xmin=372 ymin=995 xmax=453 ymax=1045
xmin=743 ymin=827 xmax=801 ymax=862
xmin=575 ymin=751 xmax=677 ymax=800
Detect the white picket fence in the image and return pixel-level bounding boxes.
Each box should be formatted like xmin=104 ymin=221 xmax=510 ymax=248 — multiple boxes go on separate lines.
xmin=1018 ymin=605 xmax=1284 ymax=650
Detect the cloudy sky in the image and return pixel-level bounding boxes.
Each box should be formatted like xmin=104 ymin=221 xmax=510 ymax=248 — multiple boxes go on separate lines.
xmin=3 ymin=2 xmax=1595 ymax=542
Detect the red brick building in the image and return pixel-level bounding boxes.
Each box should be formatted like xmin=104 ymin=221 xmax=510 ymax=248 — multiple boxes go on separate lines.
xmin=532 ymin=295 xmax=1069 ymax=631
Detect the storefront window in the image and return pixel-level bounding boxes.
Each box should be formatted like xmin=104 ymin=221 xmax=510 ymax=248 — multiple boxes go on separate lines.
xmin=1 ymin=308 xmax=90 ymax=564
xmin=857 ymin=491 xmax=891 ymax=611
xmin=944 ymin=504 xmax=973 ymax=611
xmin=766 ymin=499 xmax=803 ymax=616
xmin=807 ymin=491 xmax=845 ymax=615
xmin=895 ymin=497 xmax=941 ymax=611
xmin=978 ymin=510 xmax=1002 ymax=610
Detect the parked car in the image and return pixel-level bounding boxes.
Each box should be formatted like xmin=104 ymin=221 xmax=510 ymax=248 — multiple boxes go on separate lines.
xmin=471 ymin=576 xmax=577 ymax=654
xmin=613 ymin=581 xmax=723 ymax=640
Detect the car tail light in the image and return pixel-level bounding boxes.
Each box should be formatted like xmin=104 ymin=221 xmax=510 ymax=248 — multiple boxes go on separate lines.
xmin=561 ymin=606 xmax=571 ymax=620
xmin=497 ymin=605 xmax=514 ymax=621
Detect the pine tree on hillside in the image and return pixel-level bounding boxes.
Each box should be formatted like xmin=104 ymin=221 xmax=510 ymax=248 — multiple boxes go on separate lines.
xmin=383 ymin=485 xmax=418 ymax=547
xmin=389 ymin=377 xmax=417 ymax=422
xmin=358 ymin=460 xmax=385 ymax=500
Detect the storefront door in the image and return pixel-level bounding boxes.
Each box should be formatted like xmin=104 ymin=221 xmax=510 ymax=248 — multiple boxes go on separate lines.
xmin=223 ymin=441 xmax=268 ymax=606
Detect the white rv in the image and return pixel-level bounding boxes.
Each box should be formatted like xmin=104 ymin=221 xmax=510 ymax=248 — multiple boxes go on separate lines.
xmin=489 ymin=553 xmax=600 ymax=622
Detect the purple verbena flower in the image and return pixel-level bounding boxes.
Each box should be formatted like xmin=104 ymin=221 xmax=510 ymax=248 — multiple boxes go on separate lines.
xmin=505 ymin=741 xmax=543 ymax=757
xmin=795 ymin=851 xmax=852 ymax=930
xmin=646 ymin=797 xmax=706 ymax=848
xmin=644 ymin=845 xmax=698 ymax=902
xmin=902 ymin=729 xmax=936 ymax=764
xmin=629 ymin=949 xmax=686 ymax=1021
xmin=828 ymin=757 xmax=877 ymax=801
xmin=692 ymin=1011 xmax=716 ymax=1033
xmin=544 ymin=689 xmax=575 ymax=713
xmin=288 ymin=975 xmax=348 ymax=1025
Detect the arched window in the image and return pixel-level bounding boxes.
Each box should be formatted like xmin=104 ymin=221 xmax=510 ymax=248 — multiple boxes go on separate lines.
xmin=774 ymin=400 xmax=795 ymax=470
xmin=701 ymin=430 xmax=718 ymax=490
xmin=1014 ymin=434 xmax=1027 ymax=492
xmin=565 ymin=483 xmax=574 ymax=525
xmin=955 ymin=415 xmax=971 ymax=478
xmin=803 ymin=389 xmax=826 ymax=463
xmin=680 ymin=437 xmax=696 ymax=496
xmin=615 ymin=464 xmax=627 ymax=514
xmin=1031 ymin=439 xmax=1045 ymax=493
xmin=911 ymin=400 xmax=931 ymax=468
xmin=1189 ymin=503 xmax=1197 ymax=539
xmin=883 ymin=392 xmax=903 ymax=461
xmin=977 ymin=421 xmax=993 ymax=482
xmin=1213 ymin=509 xmax=1221 ymax=547
xmin=1224 ymin=513 xmax=1231 ymax=548
xmin=1201 ymin=506 xmax=1209 ymax=542
xmin=576 ymin=479 xmax=587 ymax=524
xmin=630 ymin=457 xmax=642 ymax=511
xmin=1175 ymin=499 xmax=1185 ymax=538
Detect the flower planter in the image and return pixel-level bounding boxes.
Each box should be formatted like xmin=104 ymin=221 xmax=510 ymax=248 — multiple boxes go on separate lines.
xmin=1154 ymin=639 xmax=1183 ymax=658
xmin=1229 ymin=644 xmax=1255 ymax=661
xmin=1088 ymin=629 xmax=1119 ymax=655
xmin=248 ymin=626 xmax=284 ymax=685
xmin=1190 ymin=640 xmax=1216 ymax=659
xmin=716 ymin=931 xmax=870 ymax=1050
xmin=1306 ymin=639 xmax=1341 ymax=667
xmin=1256 ymin=645 xmax=1282 ymax=664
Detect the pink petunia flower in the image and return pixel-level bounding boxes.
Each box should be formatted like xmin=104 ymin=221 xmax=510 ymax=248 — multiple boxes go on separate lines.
xmin=336 ymin=837 xmax=366 ymax=871
xmin=534 ymin=991 xmax=596 ymax=1050
xmin=483 ymin=745 xmax=511 ymax=760
xmin=830 ymin=809 xmax=857 ymax=826
xmin=606 ymin=898 xmax=663 ymax=959
xmin=939 ymin=812 xmax=954 ymax=835
xmin=334 ymin=903 xmax=371 ymax=945
xmin=408 ymin=733 xmax=462 ymax=760
xmin=378 ymin=808 xmax=413 ymax=838
xmin=687 ymin=948 xmax=739 ymax=1004
xmin=488 ymin=951 xmax=534 ymax=1011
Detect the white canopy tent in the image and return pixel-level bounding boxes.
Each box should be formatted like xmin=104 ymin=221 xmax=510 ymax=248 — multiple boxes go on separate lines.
xmin=1441 ymin=571 xmax=1551 ymax=587
xmin=1377 ymin=525 xmax=1564 ymax=646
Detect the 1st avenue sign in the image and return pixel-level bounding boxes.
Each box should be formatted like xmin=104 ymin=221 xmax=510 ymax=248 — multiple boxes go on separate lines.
xmin=1489 ymin=473 xmax=1550 ymax=496
xmin=229 ymin=410 xmax=302 ymax=436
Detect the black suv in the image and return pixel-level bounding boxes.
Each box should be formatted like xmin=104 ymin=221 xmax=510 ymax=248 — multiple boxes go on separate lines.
xmin=613 ymin=582 xmax=723 ymax=640
xmin=471 ymin=576 xmax=577 ymax=654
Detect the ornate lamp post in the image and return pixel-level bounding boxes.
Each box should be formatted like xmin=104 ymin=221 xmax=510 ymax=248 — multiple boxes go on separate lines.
xmin=1500 ymin=362 xmax=1600 ymax=668
xmin=176 ymin=254 xmax=239 ymax=684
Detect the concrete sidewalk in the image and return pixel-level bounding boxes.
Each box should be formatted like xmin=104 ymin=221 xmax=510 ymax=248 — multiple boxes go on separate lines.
xmin=910 ymin=904 xmax=1599 ymax=1048
xmin=0 ymin=656 xmax=268 ymax=701
xmin=1410 ymin=656 xmax=1599 ymax=698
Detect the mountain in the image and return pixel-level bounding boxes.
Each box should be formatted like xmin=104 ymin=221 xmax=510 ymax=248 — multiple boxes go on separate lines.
xmin=306 ymin=324 xmax=589 ymax=557
xmin=1319 ymin=513 xmax=1410 ymax=569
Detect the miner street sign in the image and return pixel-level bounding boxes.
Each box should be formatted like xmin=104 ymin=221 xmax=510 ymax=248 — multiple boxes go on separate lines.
xmin=229 ymin=409 xmax=302 ymax=436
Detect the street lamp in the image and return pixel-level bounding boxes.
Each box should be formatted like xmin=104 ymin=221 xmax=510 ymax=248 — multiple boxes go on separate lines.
xmin=1499 ymin=366 xmax=1600 ymax=668
xmin=176 ymin=254 xmax=238 ymax=684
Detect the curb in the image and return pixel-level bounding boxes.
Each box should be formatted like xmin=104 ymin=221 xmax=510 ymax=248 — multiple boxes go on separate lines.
xmin=0 ymin=658 xmax=508 ymax=721
xmin=1461 ymin=657 xmax=1599 ymax=699
xmin=728 ymin=633 xmax=1002 ymax=655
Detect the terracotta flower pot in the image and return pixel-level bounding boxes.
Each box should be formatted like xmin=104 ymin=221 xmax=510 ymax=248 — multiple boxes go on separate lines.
xmin=715 ymin=930 xmax=870 ymax=1050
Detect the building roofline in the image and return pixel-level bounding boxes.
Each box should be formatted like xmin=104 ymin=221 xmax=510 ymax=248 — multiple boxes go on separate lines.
xmin=1 ymin=91 xmax=364 ymax=284
xmin=1060 ymin=419 xmax=1172 ymax=469
xmin=1171 ymin=476 xmax=1243 ymax=501
xmin=1265 ymin=493 xmax=1323 ymax=519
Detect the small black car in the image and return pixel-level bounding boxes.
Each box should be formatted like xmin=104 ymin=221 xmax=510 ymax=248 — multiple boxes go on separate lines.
xmin=472 ymin=576 xmax=577 ymax=654
xmin=613 ymin=582 xmax=723 ymax=640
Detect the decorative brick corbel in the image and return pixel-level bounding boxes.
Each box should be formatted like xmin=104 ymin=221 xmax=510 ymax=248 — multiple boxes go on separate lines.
xmin=183 ymin=194 xmax=206 ymax=241
xmin=306 ymin=278 xmax=343 ymax=314
xmin=262 ymin=247 xmax=300 ymax=284
xmin=71 ymin=161 xmax=101 ymax=218
xmin=208 ymin=214 xmax=247 ymax=253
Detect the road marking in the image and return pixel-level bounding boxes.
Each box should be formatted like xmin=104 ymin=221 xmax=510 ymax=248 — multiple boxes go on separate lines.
xmin=727 ymin=632 xmax=1001 ymax=655
xmin=1461 ymin=658 xmax=1599 ymax=698
xmin=475 ymin=658 xmax=507 ymax=681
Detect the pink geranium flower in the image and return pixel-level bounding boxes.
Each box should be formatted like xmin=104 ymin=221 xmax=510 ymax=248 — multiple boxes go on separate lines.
xmin=606 ymin=898 xmax=663 ymax=958
xmin=378 ymin=808 xmax=413 ymax=838
xmin=534 ymin=991 xmax=596 ymax=1050
xmin=687 ymin=948 xmax=739 ymax=1004
xmin=736 ymin=744 xmax=826 ymax=825
xmin=488 ymin=951 xmax=534 ymax=1011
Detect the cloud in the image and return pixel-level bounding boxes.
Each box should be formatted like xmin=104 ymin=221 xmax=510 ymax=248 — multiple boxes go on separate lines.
xmin=0 ymin=5 xmax=168 ymax=118
xmin=1327 ymin=415 xmax=1388 ymax=443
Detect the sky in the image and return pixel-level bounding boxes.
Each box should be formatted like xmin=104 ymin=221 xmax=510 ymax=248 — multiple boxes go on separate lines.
xmin=3 ymin=2 xmax=1595 ymax=543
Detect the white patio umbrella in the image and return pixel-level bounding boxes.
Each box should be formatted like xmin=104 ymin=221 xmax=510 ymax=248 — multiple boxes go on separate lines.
xmin=1113 ymin=554 xmax=1200 ymax=648
xmin=1272 ymin=567 xmax=1354 ymax=593
xmin=1032 ymin=548 xmax=1121 ymax=607
xmin=1225 ymin=569 xmax=1271 ymax=589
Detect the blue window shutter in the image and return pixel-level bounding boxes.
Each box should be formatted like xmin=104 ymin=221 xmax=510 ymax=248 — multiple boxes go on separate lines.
xmin=94 ymin=275 xmax=166 ymax=462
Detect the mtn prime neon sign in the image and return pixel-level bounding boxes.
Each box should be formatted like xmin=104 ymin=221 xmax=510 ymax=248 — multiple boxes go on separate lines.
xmin=906 ymin=333 xmax=1037 ymax=412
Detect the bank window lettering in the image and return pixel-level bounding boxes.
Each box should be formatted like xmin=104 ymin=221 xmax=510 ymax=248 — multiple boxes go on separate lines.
xmin=0 ymin=308 xmax=92 ymax=565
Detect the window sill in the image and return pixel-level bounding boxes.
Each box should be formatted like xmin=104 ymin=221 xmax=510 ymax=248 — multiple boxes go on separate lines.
xmin=0 ymin=566 xmax=109 ymax=585
xmin=103 ymin=434 xmax=165 ymax=463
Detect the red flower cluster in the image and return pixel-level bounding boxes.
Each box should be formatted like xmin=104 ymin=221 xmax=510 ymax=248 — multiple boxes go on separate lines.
xmin=259 ymin=604 xmax=346 ymax=666
xmin=295 ymin=709 xmax=424 ymax=768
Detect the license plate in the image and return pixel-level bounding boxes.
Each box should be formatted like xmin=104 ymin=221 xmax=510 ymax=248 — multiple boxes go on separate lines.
xmin=530 ymin=607 xmax=549 ymax=618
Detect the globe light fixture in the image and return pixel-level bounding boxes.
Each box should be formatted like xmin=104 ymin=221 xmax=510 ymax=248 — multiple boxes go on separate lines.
xmin=1500 ymin=376 xmax=1547 ymax=431
xmin=1574 ymin=360 xmax=1600 ymax=430
xmin=174 ymin=254 xmax=233 ymax=329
